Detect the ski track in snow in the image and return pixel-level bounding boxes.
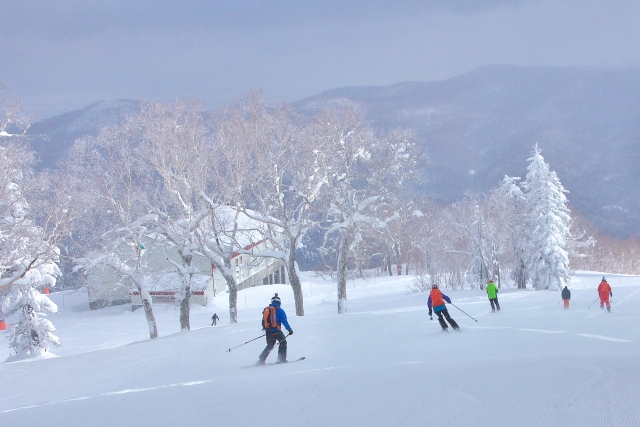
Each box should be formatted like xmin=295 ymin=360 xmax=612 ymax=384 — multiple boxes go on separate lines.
xmin=468 ymin=325 xmax=631 ymax=342
xmin=0 ymin=378 xmax=218 ymax=414
xmin=573 ymin=333 xmax=631 ymax=342
xmin=612 ymin=287 xmax=640 ymax=306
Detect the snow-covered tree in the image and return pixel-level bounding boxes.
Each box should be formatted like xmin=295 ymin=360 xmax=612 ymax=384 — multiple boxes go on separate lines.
xmin=1 ymin=126 xmax=67 ymax=356
xmin=442 ymin=196 xmax=503 ymax=290
xmin=0 ymin=89 xmax=30 ymax=138
xmin=69 ymin=120 xmax=159 ymax=338
xmin=497 ymin=176 xmax=530 ymax=288
xmin=2 ymin=283 xmax=60 ymax=358
xmin=522 ymin=145 xmax=572 ymax=290
xmin=312 ymin=106 xmax=416 ymax=313
xmin=214 ymin=93 xmax=327 ymax=316
xmin=373 ymin=200 xmax=427 ymax=276
xmin=195 ymin=204 xmax=259 ymax=324
xmin=138 ymin=100 xmax=212 ymax=330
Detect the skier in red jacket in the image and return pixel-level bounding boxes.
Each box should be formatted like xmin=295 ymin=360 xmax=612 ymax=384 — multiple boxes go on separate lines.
xmin=597 ymin=277 xmax=612 ymax=312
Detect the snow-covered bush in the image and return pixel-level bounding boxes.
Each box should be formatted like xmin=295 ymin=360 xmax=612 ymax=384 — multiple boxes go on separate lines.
xmin=409 ymin=273 xmax=431 ymax=293
xmin=3 ymin=284 xmax=60 ymax=358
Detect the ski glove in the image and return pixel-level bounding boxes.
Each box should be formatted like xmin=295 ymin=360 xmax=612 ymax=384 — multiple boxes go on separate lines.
xmin=428 ymin=309 xmax=432 ymax=316
xmin=610 ymin=292 xmax=613 ymax=297
xmin=288 ymin=329 xmax=293 ymax=335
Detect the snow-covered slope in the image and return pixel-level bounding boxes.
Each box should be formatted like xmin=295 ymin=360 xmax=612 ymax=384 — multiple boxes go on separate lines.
xmin=1 ymin=271 xmax=639 ymax=426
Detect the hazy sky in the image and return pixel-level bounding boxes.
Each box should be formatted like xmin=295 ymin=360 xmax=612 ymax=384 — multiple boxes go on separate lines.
xmin=2 ymin=0 xmax=640 ymax=118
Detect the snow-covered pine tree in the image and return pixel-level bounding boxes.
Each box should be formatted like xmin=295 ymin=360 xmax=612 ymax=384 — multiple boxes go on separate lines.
xmin=3 ymin=283 xmax=60 ymax=358
xmin=522 ymin=145 xmax=572 ymax=290
xmin=0 ymin=140 xmax=62 ymax=357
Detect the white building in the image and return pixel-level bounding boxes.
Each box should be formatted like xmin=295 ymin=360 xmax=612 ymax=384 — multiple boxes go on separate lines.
xmin=86 ymin=207 xmax=286 ymax=310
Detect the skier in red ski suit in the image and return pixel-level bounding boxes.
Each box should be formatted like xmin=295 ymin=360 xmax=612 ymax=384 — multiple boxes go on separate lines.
xmin=597 ymin=277 xmax=612 ymax=312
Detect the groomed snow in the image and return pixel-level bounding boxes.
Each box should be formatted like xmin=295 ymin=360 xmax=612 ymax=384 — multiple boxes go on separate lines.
xmin=1 ymin=271 xmax=639 ymax=426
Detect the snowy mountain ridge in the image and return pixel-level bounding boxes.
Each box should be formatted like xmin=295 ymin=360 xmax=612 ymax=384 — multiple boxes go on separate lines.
xmin=27 ymin=99 xmax=141 ymax=170
xmin=26 ymin=65 xmax=640 ymax=237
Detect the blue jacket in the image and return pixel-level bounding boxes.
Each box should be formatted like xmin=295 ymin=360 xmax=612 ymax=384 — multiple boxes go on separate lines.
xmin=264 ymin=302 xmax=292 ymax=333
xmin=428 ymin=293 xmax=452 ymax=313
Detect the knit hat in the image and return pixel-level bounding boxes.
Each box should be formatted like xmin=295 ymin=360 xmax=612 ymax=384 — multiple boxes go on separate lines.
xmin=602 ymin=276 xmax=607 ymax=282
xmin=431 ymin=284 xmax=438 ymax=289
xmin=271 ymin=293 xmax=281 ymax=305
xmin=488 ymin=280 xmax=494 ymax=283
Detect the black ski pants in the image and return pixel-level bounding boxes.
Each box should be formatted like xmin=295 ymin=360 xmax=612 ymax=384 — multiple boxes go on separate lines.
xmin=489 ymin=298 xmax=500 ymax=311
xmin=435 ymin=308 xmax=459 ymax=330
xmin=259 ymin=330 xmax=287 ymax=363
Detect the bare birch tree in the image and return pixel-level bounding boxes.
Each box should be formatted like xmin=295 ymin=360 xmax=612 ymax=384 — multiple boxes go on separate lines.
xmin=68 ymin=121 xmax=159 ymax=338
xmin=312 ymin=106 xmax=416 ymax=313
xmin=137 ymin=100 xmax=212 ymax=330
xmin=213 ymin=92 xmax=327 ymax=316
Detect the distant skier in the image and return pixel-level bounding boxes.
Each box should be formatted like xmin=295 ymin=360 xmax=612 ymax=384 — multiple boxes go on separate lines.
xmin=598 ymin=277 xmax=612 ymax=312
xmin=211 ymin=313 xmax=220 ymax=326
xmin=561 ymin=286 xmax=571 ymax=309
xmin=257 ymin=293 xmax=293 ymax=365
xmin=486 ymin=280 xmax=500 ymax=312
xmin=428 ymin=284 xmax=460 ymax=331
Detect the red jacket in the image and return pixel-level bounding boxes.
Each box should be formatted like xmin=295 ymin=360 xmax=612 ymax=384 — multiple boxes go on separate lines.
xmin=598 ymin=281 xmax=611 ymax=295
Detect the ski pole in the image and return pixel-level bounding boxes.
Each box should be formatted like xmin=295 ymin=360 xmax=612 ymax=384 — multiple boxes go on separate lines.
xmin=227 ymin=334 xmax=265 ymax=352
xmin=278 ymin=331 xmax=293 ymax=345
xmin=587 ymin=296 xmax=600 ymax=309
xmin=448 ymin=303 xmax=478 ymax=322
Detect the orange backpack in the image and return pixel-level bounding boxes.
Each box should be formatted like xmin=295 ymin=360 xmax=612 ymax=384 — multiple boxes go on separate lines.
xmin=262 ymin=306 xmax=280 ymax=331
xmin=430 ymin=288 xmax=445 ymax=307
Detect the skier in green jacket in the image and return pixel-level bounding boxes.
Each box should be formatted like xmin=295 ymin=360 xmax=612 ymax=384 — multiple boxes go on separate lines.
xmin=486 ymin=280 xmax=500 ymax=312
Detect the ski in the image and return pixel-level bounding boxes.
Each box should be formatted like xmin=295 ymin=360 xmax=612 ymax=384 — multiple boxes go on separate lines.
xmin=243 ymin=357 xmax=306 ymax=368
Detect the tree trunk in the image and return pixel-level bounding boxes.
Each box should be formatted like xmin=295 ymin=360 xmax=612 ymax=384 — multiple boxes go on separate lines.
xmin=515 ymin=260 xmax=527 ymax=289
xmin=288 ymin=251 xmax=304 ymax=316
xmin=221 ymin=261 xmax=238 ymax=323
xmin=142 ymin=298 xmax=158 ymax=338
xmin=336 ymin=228 xmax=353 ymax=314
xmin=134 ymin=247 xmax=157 ymax=338
xmin=179 ymin=283 xmax=190 ymax=330
xmin=178 ymin=254 xmax=193 ymax=330
xmin=135 ymin=281 xmax=158 ymax=339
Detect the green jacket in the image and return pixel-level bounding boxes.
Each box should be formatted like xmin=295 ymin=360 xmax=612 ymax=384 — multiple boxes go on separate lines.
xmin=486 ymin=282 xmax=498 ymax=299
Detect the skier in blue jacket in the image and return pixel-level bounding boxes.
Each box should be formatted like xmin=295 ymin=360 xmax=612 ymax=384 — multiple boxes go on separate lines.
xmin=257 ymin=293 xmax=293 ymax=365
